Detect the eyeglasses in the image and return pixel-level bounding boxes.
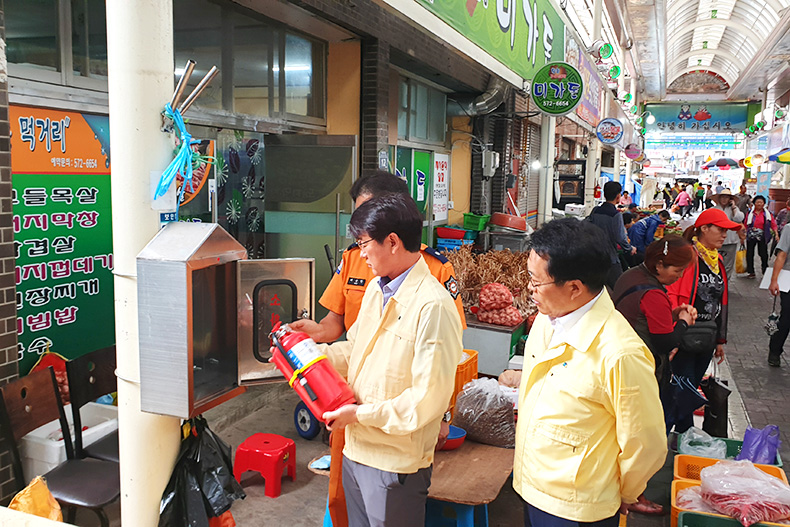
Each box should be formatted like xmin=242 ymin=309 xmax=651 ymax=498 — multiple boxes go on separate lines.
xmin=356 ymin=238 xmax=376 ymax=249
xmin=527 ymin=274 xmax=555 ymax=289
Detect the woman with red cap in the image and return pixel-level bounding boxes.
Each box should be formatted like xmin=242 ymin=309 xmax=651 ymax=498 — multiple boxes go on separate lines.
xmin=665 ymin=208 xmax=742 ymax=433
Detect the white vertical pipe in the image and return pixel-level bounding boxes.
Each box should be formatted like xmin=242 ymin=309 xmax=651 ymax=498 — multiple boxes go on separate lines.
xmin=592 ymin=0 xmax=603 ymax=41
xmin=106 ymin=2 xmax=181 ymax=526
xmin=538 ymin=116 xmax=557 ymax=225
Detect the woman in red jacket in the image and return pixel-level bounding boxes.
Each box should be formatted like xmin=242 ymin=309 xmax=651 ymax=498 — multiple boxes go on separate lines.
xmin=666 ymin=208 xmax=742 ymax=432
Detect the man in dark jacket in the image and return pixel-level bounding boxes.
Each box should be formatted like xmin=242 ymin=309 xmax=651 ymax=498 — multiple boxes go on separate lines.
xmin=629 ymin=210 xmax=671 ymax=257
xmin=589 ymin=181 xmax=636 ymax=289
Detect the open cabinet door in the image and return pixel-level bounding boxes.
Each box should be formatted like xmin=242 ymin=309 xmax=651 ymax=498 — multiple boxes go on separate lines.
xmin=237 ymin=258 xmax=315 ymax=385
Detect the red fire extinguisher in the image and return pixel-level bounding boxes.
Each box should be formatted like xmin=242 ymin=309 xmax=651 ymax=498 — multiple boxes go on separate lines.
xmin=594 ymin=184 xmax=602 ymax=199
xmin=270 ymin=322 xmax=356 ymax=422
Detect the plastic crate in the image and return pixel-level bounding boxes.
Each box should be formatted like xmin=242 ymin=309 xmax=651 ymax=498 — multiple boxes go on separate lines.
xmin=674 ymin=455 xmax=788 ymax=483
xmin=449 ymin=349 xmax=478 ymax=421
xmin=678 ymin=511 xmax=785 ymax=527
xmin=436 ymin=227 xmax=466 ymax=240
xmin=463 ymin=213 xmax=491 ymax=231
xmin=437 ymin=238 xmax=474 ymax=247
xmin=677 ymin=434 xmax=783 ymax=467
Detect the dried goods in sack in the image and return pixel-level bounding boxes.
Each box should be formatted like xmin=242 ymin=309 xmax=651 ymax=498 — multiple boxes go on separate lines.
xmin=700 ymin=460 xmax=790 ymax=526
xmin=477 ymin=305 xmax=524 ymax=326
xmin=479 ymin=283 xmax=515 ymax=311
xmin=453 ymin=378 xmax=515 ymax=448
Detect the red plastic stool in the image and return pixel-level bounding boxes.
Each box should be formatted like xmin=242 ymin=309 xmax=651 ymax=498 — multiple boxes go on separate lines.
xmin=233 ymin=433 xmax=296 ymax=498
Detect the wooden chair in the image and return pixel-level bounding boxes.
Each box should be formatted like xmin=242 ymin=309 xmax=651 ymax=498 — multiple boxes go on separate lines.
xmin=66 ymin=346 xmax=119 ymax=462
xmin=0 ymin=367 xmax=120 ymax=526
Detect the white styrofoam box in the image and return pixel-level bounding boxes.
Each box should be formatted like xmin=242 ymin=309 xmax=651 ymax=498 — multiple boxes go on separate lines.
xmin=19 ymin=402 xmax=118 ymax=481
xmin=508 ymin=354 xmax=524 ymax=370
xmin=564 ymin=203 xmax=586 ymax=216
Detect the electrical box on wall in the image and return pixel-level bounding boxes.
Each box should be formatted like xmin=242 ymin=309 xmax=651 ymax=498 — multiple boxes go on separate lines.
xmin=482 ymin=150 xmax=500 ymax=179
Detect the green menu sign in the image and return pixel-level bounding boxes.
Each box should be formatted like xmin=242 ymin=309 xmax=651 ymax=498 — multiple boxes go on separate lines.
xmin=11 ymin=105 xmax=114 ymax=374
xmin=531 ymin=62 xmax=584 ymax=116
xmin=416 ymin=0 xmax=565 ymax=80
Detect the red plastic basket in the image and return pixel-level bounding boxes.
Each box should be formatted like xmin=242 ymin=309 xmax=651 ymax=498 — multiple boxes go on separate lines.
xmin=436 ymin=227 xmax=466 ymax=239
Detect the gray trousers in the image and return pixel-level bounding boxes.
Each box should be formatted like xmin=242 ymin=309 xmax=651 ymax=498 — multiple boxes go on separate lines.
xmin=719 ymin=243 xmax=738 ymax=279
xmin=342 ymin=455 xmax=432 ymax=527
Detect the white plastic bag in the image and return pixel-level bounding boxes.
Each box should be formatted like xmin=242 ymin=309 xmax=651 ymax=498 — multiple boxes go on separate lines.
xmin=453 ymin=378 xmax=516 ymax=448
xmin=700 ymin=460 xmax=790 ymax=526
xmin=679 ymin=427 xmax=728 ymax=459
xmin=677 ymin=486 xmax=719 ymax=514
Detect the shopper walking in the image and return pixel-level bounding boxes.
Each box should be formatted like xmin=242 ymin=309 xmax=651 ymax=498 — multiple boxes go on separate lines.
xmin=715 ymin=181 xmax=725 ymax=194
xmin=744 ymin=195 xmax=777 ymax=279
xmin=737 ymin=184 xmax=753 ymax=215
xmin=694 ymin=184 xmax=705 ymax=211
xmin=666 ymin=209 xmax=741 ymax=432
xmin=704 ymin=185 xmax=714 ymax=210
xmin=662 ymin=183 xmax=672 ymax=209
xmin=513 ymin=218 xmax=667 ymax=526
xmin=711 ymin=189 xmax=745 ymax=279
xmin=589 ymin=181 xmax=636 ymax=289
xmin=772 ymin=196 xmax=790 ymax=255
xmin=674 ymin=186 xmax=693 ymax=218
xmin=768 ymin=224 xmax=790 ymax=367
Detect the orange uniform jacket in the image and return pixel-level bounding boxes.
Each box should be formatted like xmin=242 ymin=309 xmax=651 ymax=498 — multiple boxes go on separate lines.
xmin=320 ymin=243 xmax=466 ymax=330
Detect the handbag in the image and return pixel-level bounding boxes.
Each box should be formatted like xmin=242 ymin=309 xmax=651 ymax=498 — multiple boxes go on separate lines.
xmin=700 ymin=363 xmax=731 ymax=438
xmin=735 ymin=244 xmax=747 ymax=274
xmin=747 ymin=227 xmax=764 ymax=241
xmin=765 ymin=296 xmax=780 ymax=336
xmin=680 ymin=320 xmax=719 ymax=353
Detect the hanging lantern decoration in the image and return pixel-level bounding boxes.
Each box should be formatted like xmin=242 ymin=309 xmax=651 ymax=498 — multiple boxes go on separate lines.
xmin=643 ymin=159 xmax=652 ymax=168
xmin=752 ymin=153 xmax=765 ymax=165
xmin=738 ymin=158 xmax=746 ymax=168
xmin=744 ymin=157 xmax=753 ymax=168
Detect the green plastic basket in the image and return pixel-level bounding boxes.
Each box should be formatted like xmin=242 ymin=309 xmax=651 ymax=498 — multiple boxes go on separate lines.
xmin=677 ymin=435 xmax=783 ymax=467
xmin=678 ymin=511 xmax=785 ymax=526
xmin=463 ymin=213 xmax=491 ymax=231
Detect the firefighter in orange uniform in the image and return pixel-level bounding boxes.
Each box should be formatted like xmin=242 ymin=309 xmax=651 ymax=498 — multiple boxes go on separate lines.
xmin=290 ymin=171 xmax=465 ymax=527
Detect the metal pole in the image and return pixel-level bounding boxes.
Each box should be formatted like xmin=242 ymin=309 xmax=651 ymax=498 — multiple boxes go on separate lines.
xmin=537 ymin=115 xmax=556 ymax=226
xmin=106 ymin=2 xmax=181 ymax=526
xmin=592 ymin=0 xmax=603 ymax=42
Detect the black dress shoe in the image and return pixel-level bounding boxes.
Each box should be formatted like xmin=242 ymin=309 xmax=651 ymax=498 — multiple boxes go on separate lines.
xmin=769 ymin=355 xmax=781 ymax=367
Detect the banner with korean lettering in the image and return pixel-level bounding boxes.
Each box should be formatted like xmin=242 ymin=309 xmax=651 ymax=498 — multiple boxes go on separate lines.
xmin=644 ymin=102 xmax=748 ymax=134
xmin=415 ymin=0 xmax=565 ymax=80
xmin=10 ymin=105 xmax=113 ymax=374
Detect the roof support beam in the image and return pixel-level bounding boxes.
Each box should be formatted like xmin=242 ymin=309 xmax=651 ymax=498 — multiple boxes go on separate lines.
xmin=667 ymin=49 xmax=746 ymax=75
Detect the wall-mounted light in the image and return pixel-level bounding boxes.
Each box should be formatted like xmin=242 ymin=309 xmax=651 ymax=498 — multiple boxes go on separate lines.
xmin=531 ymin=160 xmax=541 ymax=170
xmin=589 ymin=40 xmax=614 ymax=61
xmin=630 ymin=105 xmax=639 ymax=114
xmin=608 ymin=65 xmax=621 ymax=79
xmin=635 ymin=111 xmax=655 ymax=126
xmin=617 ymin=92 xmax=633 ymax=104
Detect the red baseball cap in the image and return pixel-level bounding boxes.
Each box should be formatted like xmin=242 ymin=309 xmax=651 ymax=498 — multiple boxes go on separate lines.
xmin=694 ymin=208 xmax=742 ymax=230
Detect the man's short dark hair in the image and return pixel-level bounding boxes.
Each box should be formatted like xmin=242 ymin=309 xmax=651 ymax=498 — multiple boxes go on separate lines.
xmin=754 ymin=194 xmax=766 ymax=204
xmin=622 ymin=212 xmax=634 ymax=225
xmin=350 ymin=170 xmax=409 ymax=201
xmin=349 ymin=193 xmax=422 ymax=252
xmin=603 ymin=181 xmax=622 ymax=201
xmin=657 ymin=210 xmax=671 ymax=220
xmin=530 ymin=218 xmax=610 ymax=292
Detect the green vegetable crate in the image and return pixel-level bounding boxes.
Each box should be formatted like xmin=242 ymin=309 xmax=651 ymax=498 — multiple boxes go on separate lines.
xmin=678 ymin=511 xmax=786 ymax=526
xmin=463 ymin=213 xmax=491 ymax=231
xmin=677 ymin=435 xmax=783 ymax=467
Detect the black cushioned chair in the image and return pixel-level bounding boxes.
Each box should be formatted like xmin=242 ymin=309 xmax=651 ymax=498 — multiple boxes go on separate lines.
xmin=0 ymin=367 xmax=120 ymax=526
xmin=66 ymin=346 xmax=119 ymax=463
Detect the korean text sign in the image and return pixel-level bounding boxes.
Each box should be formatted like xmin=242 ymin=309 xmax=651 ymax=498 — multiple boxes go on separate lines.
xmin=644 ymin=102 xmax=748 ymax=134
xmin=416 ymin=0 xmax=565 ymax=80
xmin=531 ymin=62 xmax=584 ymax=116
xmin=11 ymin=105 xmax=114 ymax=374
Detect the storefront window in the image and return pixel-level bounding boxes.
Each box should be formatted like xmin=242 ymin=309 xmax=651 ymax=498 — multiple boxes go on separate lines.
xmin=71 ymin=0 xmax=108 ymax=78
xmin=174 ymin=0 xmax=223 ymax=110
xmin=233 ymin=14 xmax=275 ymax=117
xmin=284 ymin=33 xmax=323 ymax=119
xmin=6 ymin=0 xmax=60 ymax=73
xmin=399 ymin=77 xmax=447 ymax=145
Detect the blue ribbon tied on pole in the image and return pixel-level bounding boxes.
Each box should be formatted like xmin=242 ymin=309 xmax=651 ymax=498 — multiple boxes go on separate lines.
xmin=155 ymin=103 xmax=199 ymax=205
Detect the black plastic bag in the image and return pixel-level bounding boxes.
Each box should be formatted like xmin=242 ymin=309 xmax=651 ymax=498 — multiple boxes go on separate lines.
xmin=159 ymin=417 xmax=246 ymax=527
xmin=701 ymin=375 xmax=731 ymax=438
xmin=159 ymin=432 xmax=210 ymax=527
xmin=192 ymin=416 xmax=246 ymax=517
xmin=666 ymin=374 xmax=708 ymax=430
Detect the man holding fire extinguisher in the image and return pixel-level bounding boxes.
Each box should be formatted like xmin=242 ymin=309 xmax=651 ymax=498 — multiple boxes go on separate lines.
xmin=313 ymin=193 xmax=462 ymax=527
xmin=290 ymin=171 xmax=465 ymax=527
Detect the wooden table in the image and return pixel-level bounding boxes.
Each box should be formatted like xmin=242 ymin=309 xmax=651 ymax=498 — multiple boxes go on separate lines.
xmin=427 ymin=440 xmax=514 ymax=526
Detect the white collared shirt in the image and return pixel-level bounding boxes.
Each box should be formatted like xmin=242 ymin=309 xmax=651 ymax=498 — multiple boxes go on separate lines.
xmin=547 ymin=289 xmax=604 ymax=349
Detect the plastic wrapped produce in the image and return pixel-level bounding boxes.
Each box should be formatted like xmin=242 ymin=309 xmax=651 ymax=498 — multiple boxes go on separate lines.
xmin=453 ymin=378 xmax=516 ymax=448
xmin=677 ymin=486 xmax=720 ymax=515
xmin=700 ymin=460 xmax=790 ymax=526
xmin=679 ymin=427 xmax=727 ymax=459
xmin=479 ymin=283 xmax=514 ymax=311
xmin=476 ymin=305 xmax=524 ymax=326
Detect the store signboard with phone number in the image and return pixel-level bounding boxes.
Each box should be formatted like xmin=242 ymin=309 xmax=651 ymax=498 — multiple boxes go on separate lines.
xmin=10 ymin=105 xmax=114 ymax=374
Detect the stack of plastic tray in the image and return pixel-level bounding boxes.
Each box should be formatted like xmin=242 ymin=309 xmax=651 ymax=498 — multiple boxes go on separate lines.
xmin=436 ymin=238 xmax=474 ymax=252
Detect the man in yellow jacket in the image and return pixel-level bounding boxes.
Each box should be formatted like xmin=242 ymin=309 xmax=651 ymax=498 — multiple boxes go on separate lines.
xmin=319 ymin=193 xmax=463 ymax=526
xmin=513 ymin=218 xmax=667 ymax=526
